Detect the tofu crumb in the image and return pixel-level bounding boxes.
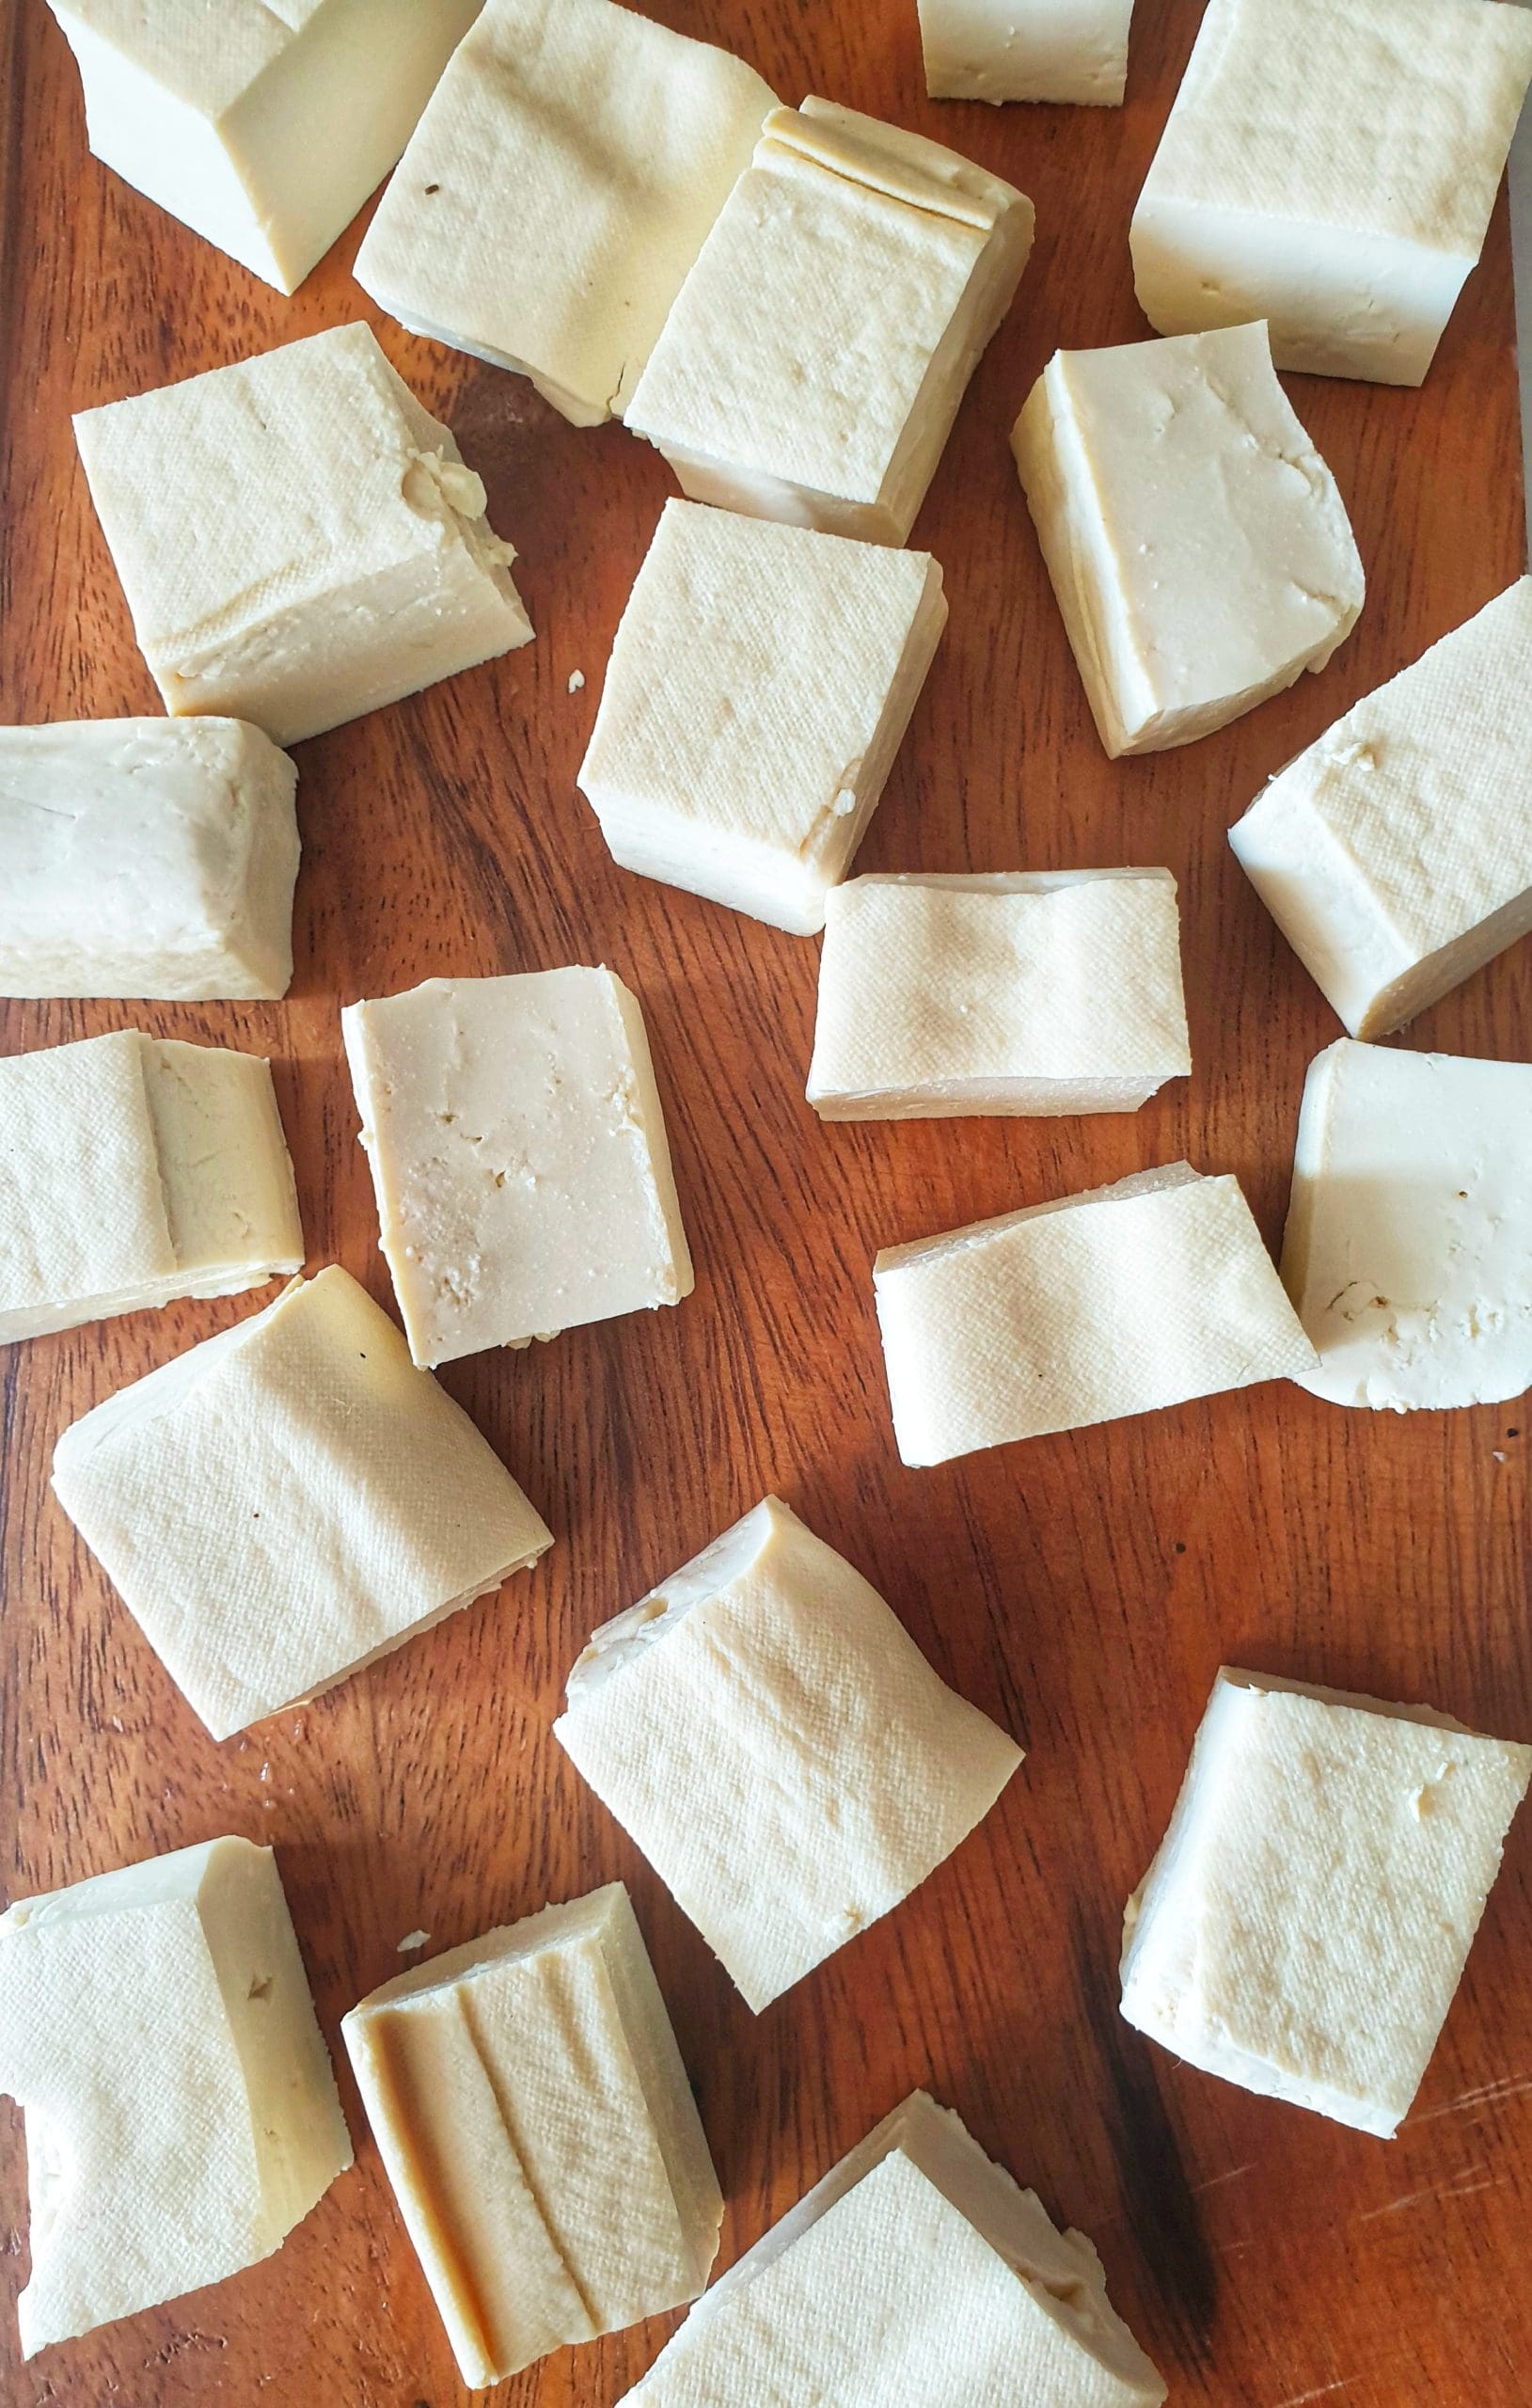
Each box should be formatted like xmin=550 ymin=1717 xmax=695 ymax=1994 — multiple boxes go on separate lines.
xmin=568 ymin=670 xmax=586 ymax=693
xmin=397 ymin=1929 xmax=431 ymax=1953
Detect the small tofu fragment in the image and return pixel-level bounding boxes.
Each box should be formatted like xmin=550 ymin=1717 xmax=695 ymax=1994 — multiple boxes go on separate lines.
xmin=554 ymin=1497 xmax=1021 ymax=2012
xmin=621 ymin=2092 xmax=1167 ymax=2405
xmin=75 ymin=323 xmax=532 ymax=749
xmin=1121 ymin=1670 xmax=1532 ymax=2135
xmin=0 ymin=1835 xmax=352 ymax=2357
xmin=918 ymin=0 xmax=1137 ymax=106
xmin=50 ymin=1266 xmax=552 ymax=1739
xmin=342 ymin=967 xmax=693 ymax=1368
xmin=578 ymin=503 xmax=947 ymax=935
xmin=625 ymin=102 xmax=1034 ymax=546
xmin=1012 ymin=323 xmax=1364 ymax=757
xmin=807 ymin=870 xmax=1190 ymax=1118
xmin=343 ymin=1885 xmax=722 ymax=2388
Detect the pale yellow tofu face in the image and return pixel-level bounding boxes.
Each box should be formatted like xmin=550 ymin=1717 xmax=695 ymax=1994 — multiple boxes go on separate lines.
xmin=51 ymin=0 xmax=325 ymax=120
xmin=918 ymin=0 xmax=1136 ymax=105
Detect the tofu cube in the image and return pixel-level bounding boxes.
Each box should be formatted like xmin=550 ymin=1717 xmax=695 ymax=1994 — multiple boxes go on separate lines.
xmin=578 ymin=503 xmax=947 ymax=935
xmin=621 ymin=2092 xmax=1167 ymax=2406
xmin=918 ymin=0 xmax=1137 ymax=106
xmin=1012 ymin=323 xmax=1364 ymax=757
xmin=355 ymin=0 xmax=777 ymax=429
xmin=1130 ymin=0 xmax=1532 ymax=385
xmin=1121 ymin=1670 xmax=1532 ymax=2135
xmin=341 ymin=967 xmax=694 ymax=1368
xmin=0 ymin=718 xmax=298 ymax=999
xmin=74 ymin=323 xmax=533 ymax=750
xmin=554 ymin=1497 xmax=1022 ymax=2012
xmin=625 ymin=102 xmax=1034 ymax=547
xmin=50 ymin=1266 xmax=552 ymax=1739
xmin=1229 ymin=578 xmax=1532 ymax=1038
xmin=807 ymin=870 xmax=1190 ymax=1118
xmin=0 ymin=1835 xmax=352 ymax=2356
xmin=343 ymin=1885 xmax=722 ymax=2387
xmin=875 ymin=1164 xmax=1317 ymax=1465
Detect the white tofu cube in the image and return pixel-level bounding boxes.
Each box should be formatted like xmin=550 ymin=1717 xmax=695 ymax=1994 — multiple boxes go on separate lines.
xmin=807 ymin=870 xmax=1190 ymax=1118
xmin=554 ymin=1497 xmax=1022 ymax=2012
xmin=625 ymin=103 xmax=1034 ymax=547
xmin=341 ymin=967 xmax=693 ymax=1369
xmin=51 ymin=1266 xmax=552 ymax=1739
xmin=0 ymin=1835 xmax=352 ymax=2356
xmin=918 ymin=0 xmax=1136 ymax=106
xmin=1229 ymin=578 xmax=1532 ymax=1038
xmin=875 ymin=1164 xmax=1317 ymax=1465
xmin=1121 ymin=1670 xmax=1532 ymax=2135
xmin=621 ymin=2092 xmax=1167 ymax=2406
xmin=343 ymin=1885 xmax=722 ymax=2387
xmin=0 ymin=718 xmax=298 ymax=999
xmin=74 ymin=323 xmax=532 ymax=749
xmin=355 ymin=0 xmax=777 ymax=429
xmin=1012 ymin=323 xmax=1365 ymax=757
xmin=1129 ymin=0 xmax=1532 ymax=385
xmin=578 ymin=503 xmax=947 ymax=935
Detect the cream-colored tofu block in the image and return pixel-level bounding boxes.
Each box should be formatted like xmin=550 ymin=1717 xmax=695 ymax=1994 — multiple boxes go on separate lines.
xmin=876 ymin=1164 xmax=1317 ymax=1465
xmin=343 ymin=1885 xmax=721 ymax=2388
xmin=578 ymin=503 xmax=947 ymax=935
xmin=342 ymin=967 xmax=693 ymax=1368
xmin=0 ymin=1029 xmax=302 ymax=1343
xmin=918 ymin=0 xmax=1136 ymax=105
xmin=46 ymin=0 xmax=480 ymax=294
xmin=0 ymin=718 xmax=298 ymax=999
xmin=807 ymin=870 xmax=1190 ymax=1118
xmin=75 ymin=323 xmax=532 ymax=750
xmin=1130 ymin=0 xmax=1532 ymax=385
xmin=625 ymin=102 xmax=1034 ymax=547
xmin=622 ymin=2092 xmax=1167 ymax=2406
xmin=0 ymin=1835 xmax=351 ymax=2357
xmin=355 ymin=0 xmax=776 ymax=429
xmin=555 ymin=1497 xmax=1021 ymax=2013
xmin=1121 ymin=1670 xmax=1532 ymax=2136
xmin=50 ymin=1266 xmax=552 ymax=1739
xmin=1229 ymin=579 xmax=1532 ymax=1038
xmin=1012 ymin=323 xmax=1365 ymax=758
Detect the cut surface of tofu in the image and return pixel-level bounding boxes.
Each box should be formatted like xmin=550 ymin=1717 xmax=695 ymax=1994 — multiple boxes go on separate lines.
xmin=918 ymin=0 xmax=1137 ymax=106
xmin=0 ymin=1835 xmax=351 ymax=2356
xmin=75 ymin=323 xmax=532 ymax=749
xmin=343 ymin=1885 xmax=721 ymax=2387
xmin=578 ymin=503 xmax=947 ymax=935
xmin=1121 ymin=1669 xmax=1532 ymax=2135
xmin=625 ymin=101 xmax=1034 ymax=546
xmin=1012 ymin=322 xmax=1365 ymax=756
xmin=355 ymin=0 xmax=776 ymax=428
xmin=554 ymin=1497 xmax=1021 ymax=2012
xmin=1129 ymin=0 xmax=1532 ymax=385
xmin=807 ymin=870 xmax=1190 ymax=1117
xmin=342 ymin=967 xmax=693 ymax=1367
xmin=50 ymin=1266 xmax=552 ymax=1739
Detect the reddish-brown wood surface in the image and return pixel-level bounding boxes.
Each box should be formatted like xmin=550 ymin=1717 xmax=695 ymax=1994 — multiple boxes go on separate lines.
xmin=3 ymin=1 xmax=1530 ymax=2400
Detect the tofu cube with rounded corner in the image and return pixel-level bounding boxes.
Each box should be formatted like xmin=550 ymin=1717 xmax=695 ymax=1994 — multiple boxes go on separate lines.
xmin=1012 ymin=323 xmax=1364 ymax=757
xmin=554 ymin=1497 xmax=1022 ymax=2013
xmin=74 ymin=323 xmax=532 ymax=750
xmin=918 ymin=0 xmax=1137 ymax=106
xmin=578 ymin=503 xmax=947 ymax=935
xmin=1121 ymin=1669 xmax=1532 ymax=2135
xmin=342 ymin=1883 xmax=722 ymax=2388
xmin=50 ymin=1265 xmax=552 ymax=1739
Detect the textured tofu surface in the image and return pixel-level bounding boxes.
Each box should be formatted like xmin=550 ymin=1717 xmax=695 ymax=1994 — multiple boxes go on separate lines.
xmin=918 ymin=0 xmax=1136 ymax=105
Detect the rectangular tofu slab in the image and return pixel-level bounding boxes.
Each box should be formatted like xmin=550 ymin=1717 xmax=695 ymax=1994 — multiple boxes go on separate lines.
xmin=0 ymin=1836 xmax=351 ymax=2357
xmin=918 ymin=0 xmax=1137 ymax=105
xmin=875 ymin=1164 xmax=1318 ymax=1465
xmin=50 ymin=1266 xmax=552 ymax=1739
xmin=75 ymin=323 xmax=532 ymax=748
xmin=343 ymin=1885 xmax=722 ymax=2387
xmin=625 ymin=102 xmax=1034 ymax=546
xmin=554 ymin=1497 xmax=1021 ymax=2012
xmin=620 ymin=2092 xmax=1167 ymax=2405
xmin=342 ymin=968 xmax=693 ymax=1367
xmin=0 ymin=1029 xmax=302 ymax=1342
xmin=1121 ymin=1670 xmax=1532 ymax=2134
xmin=0 ymin=717 xmax=298 ymax=999
xmin=807 ymin=870 xmax=1190 ymax=1117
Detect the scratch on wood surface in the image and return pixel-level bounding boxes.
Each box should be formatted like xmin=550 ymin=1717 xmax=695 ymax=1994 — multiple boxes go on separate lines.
xmin=1192 ymin=2161 xmax=1256 ymax=2193
xmin=1406 ymin=2072 xmax=1532 ymax=2126
xmin=1355 ymin=2166 xmax=1500 ymax=2222
xmin=1273 ymin=2384 xmax=1352 ymax=2408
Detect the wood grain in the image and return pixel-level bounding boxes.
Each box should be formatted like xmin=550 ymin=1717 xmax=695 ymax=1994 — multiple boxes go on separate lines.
xmin=2 ymin=2 xmax=1530 ymax=2402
